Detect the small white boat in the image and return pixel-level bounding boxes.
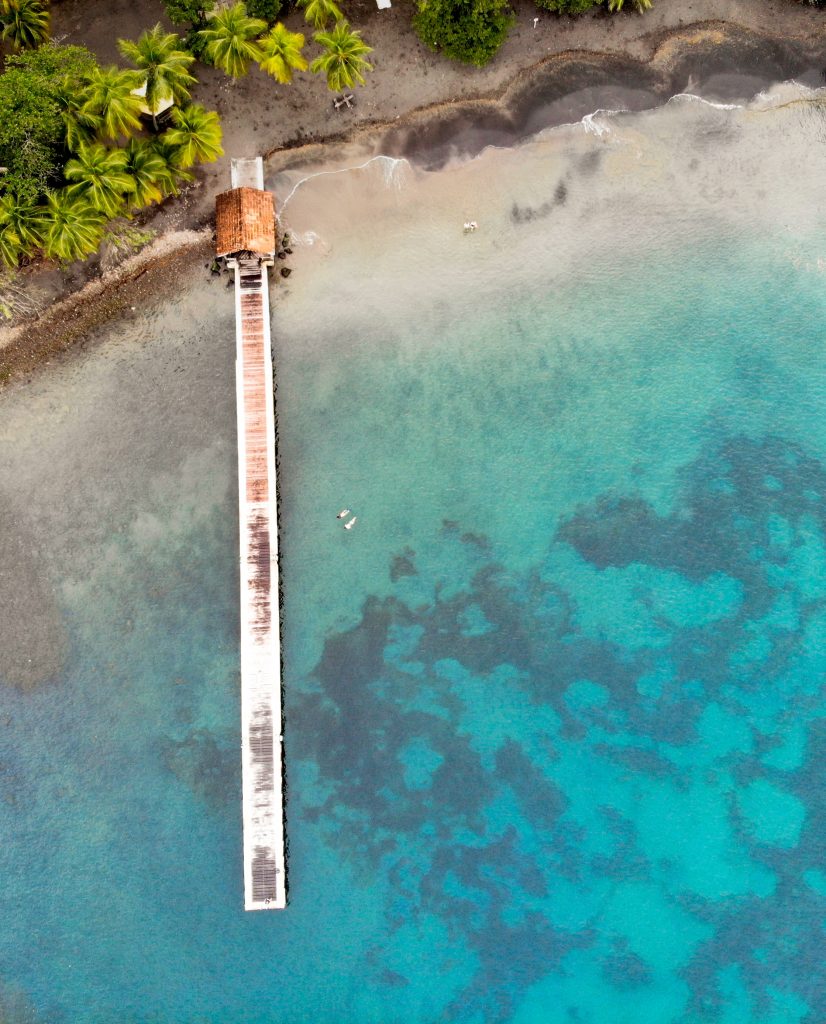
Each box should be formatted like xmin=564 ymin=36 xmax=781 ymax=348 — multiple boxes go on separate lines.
xmin=344 ymin=516 xmax=357 ymax=530
xmin=337 ymin=508 xmax=350 ymax=519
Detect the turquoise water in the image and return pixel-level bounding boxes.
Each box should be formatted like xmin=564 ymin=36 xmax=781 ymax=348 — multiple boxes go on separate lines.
xmin=3 ymin=89 xmax=826 ymax=1022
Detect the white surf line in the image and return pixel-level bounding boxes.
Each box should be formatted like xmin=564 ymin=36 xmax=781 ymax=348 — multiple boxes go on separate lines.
xmin=667 ymin=93 xmax=744 ymax=111
xmin=277 ymin=154 xmax=411 ymax=218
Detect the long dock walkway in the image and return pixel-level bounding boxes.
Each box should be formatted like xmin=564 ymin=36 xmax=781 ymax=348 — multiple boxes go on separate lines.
xmin=222 ymin=158 xmax=286 ymax=911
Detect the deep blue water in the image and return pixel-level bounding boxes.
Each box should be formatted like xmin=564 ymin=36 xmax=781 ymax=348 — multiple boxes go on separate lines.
xmin=3 ymin=96 xmax=826 ymax=1023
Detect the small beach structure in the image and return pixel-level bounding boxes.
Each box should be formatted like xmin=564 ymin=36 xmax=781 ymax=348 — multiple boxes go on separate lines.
xmin=217 ymin=158 xmax=286 ymax=911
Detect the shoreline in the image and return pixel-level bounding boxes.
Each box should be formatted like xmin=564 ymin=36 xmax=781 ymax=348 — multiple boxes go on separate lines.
xmin=1 ymin=15 xmax=825 ymax=385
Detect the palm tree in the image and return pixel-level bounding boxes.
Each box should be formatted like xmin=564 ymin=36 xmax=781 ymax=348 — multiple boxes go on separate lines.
xmin=311 ymin=22 xmax=372 ymax=92
xmin=0 ymin=195 xmax=22 ymax=267
xmin=117 ymin=25 xmax=197 ymax=129
xmin=197 ymin=2 xmax=266 ymax=77
xmin=297 ymin=0 xmax=341 ymax=30
xmin=41 ymin=191 xmax=106 ymax=262
xmin=0 ymin=0 xmax=49 ymax=50
xmin=148 ymin=137 xmax=195 ymax=194
xmin=53 ymin=78 xmax=101 ymax=153
xmin=64 ymin=143 xmax=136 ymax=218
xmin=162 ymin=104 xmax=224 ymax=168
xmin=1 ymin=193 xmax=44 ymax=249
xmin=608 ymin=0 xmax=651 ymax=9
xmin=258 ymin=23 xmax=307 ymax=84
xmin=80 ymin=65 xmax=145 ymax=141
xmin=123 ymin=138 xmax=176 ymax=206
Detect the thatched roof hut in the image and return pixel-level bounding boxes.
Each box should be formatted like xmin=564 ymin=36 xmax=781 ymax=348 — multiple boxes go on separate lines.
xmin=216 ymin=187 xmax=276 ymax=259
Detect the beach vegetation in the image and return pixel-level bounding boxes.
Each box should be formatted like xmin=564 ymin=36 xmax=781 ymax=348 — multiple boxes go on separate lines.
xmin=244 ymin=0 xmax=283 ymax=24
xmin=162 ymin=102 xmax=224 ymax=166
xmin=298 ymin=0 xmax=343 ymax=30
xmin=40 ymin=190 xmax=106 ymax=261
xmin=413 ymin=0 xmax=514 ymax=66
xmin=123 ymin=137 xmax=177 ymax=205
xmin=0 ymin=0 xmax=50 ymax=50
xmin=161 ymin=0 xmax=214 ymax=56
xmin=532 ymin=0 xmax=598 ymax=11
xmin=197 ymin=2 xmax=266 ymax=76
xmin=64 ymin=142 xmax=136 ymax=218
xmin=118 ymin=24 xmax=197 ymax=126
xmin=607 ymin=0 xmax=652 ymax=10
xmin=0 ymin=37 xmax=222 ymax=270
xmin=0 ymin=194 xmax=45 ymax=251
xmin=0 ymin=195 xmax=23 ymax=267
xmin=258 ymin=23 xmax=308 ymax=83
xmin=147 ymin=136 xmax=195 ymax=191
xmin=54 ymin=77 xmax=102 ymax=151
xmin=163 ymin=0 xmax=213 ymax=28
xmin=0 ymin=43 xmax=98 ymax=201
xmin=80 ymin=65 xmax=145 ymax=140
xmin=100 ymin=219 xmax=156 ymax=260
xmin=311 ymin=21 xmax=372 ymax=90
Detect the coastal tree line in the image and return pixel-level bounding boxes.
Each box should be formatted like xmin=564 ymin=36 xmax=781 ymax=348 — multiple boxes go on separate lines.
xmin=0 ymin=0 xmax=372 ymax=276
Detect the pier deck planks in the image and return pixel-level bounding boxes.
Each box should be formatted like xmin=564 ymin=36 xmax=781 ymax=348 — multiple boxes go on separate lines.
xmin=234 ymin=261 xmax=286 ymax=911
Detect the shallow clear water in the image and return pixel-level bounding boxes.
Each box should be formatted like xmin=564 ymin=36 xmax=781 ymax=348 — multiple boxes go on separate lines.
xmin=3 ymin=86 xmax=826 ymax=1023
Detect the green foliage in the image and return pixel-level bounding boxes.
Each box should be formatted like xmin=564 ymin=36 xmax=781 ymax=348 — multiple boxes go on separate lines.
xmin=607 ymin=0 xmax=652 ymax=10
xmin=53 ymin=77 xmax=101 ymax=151
xmin=162 ymin=103 xmax=223 ymax=167
xmin=118 ymin=24 xmax=197 ymax=117
xmin=101 ymin=219 xmax=155 ymax=257
xmin=0 ymin=44 xmax=98 ymax=201
xmin=0 ymin=193 xmax=44 ymax=248
xmin=197 ymin=2 xmax=266 ymax=76
xmin=532 ymin=0 xmax=597 ymax=12
xmin=163 ymin=0 xmax=213 ymax=28
xmin=40 ymin=189 xmax=106 ymax=261
xmin=0 ymin=0 xmax=50 ymax=50
xmin=123 ymin=137 xmax=174 ymax=205
xmin=148 ymin=136 xmax=194 ymax=192
xmin=258 ymin=22 xmax=307 ymax=83
xmin=310 ymin=20 xmax=372 ymax=90
xmin=64 ymin=142 xmax=135 ymax=217
xmin=297 ymin=0 xmax=342 ymax=30
xmin=80 ymin=65 xmax=145 ymax=140
xmin=244 ymin=0 xmax=282 ymax=24
xmin=413 ymin=0 xmax=514 ymax=66
xmin=0 ymin=194 xmax=22 ymax=267
xmin=0 ymin=31 xmax=222 ymax=268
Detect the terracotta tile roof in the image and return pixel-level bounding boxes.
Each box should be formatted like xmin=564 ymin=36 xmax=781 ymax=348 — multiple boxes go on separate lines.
xmin=216 ymin=187 xmax=276 ymax=257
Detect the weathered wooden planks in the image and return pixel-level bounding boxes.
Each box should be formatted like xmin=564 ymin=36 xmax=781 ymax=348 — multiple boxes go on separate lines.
xmin=234 ymin=260 xmax=286 ymax=911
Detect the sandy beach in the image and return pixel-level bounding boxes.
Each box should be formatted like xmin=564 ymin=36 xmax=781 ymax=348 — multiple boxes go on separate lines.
xmin=1 ymin=0 xmax=824 ymax=379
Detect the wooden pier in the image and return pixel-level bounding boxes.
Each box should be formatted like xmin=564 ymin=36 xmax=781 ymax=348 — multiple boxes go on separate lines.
xmin=217 ymin=158 xmax=286 ymax=911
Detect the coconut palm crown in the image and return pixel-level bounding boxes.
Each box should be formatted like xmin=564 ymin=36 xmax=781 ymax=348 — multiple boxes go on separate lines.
xmin=117 ymin=25 xmax=197 ymax=119
xmin=297 ymin=0 xmax=342 ymax=30
xmin=41 ymin=190 xmax=106 ymax=262
xmin=64 ymin=143 xmax=136 ymax=218
xmin=197 ymin=2 xmax=266 ymax=77
xmin=53 ymin=77 xmax=102 ymax=152
xmin=258 ymin=23 xmax=307 ymax=84
xmin=0 ymin=193 xmax=44 ymax=249
xmin=0 ymin=0 xmax=50 ymax=50
xmin=80 ymin=65 xmax=145 ymax=140
xmin=123 ymin=138 xmax=176 ymax=207
xmin=0 ymin=194 xmax=23 ymax=268
xmin=162 ymin=103 xmax=224 ymax=168
xmin=310 ymin=21 xmax=372 ymax=92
